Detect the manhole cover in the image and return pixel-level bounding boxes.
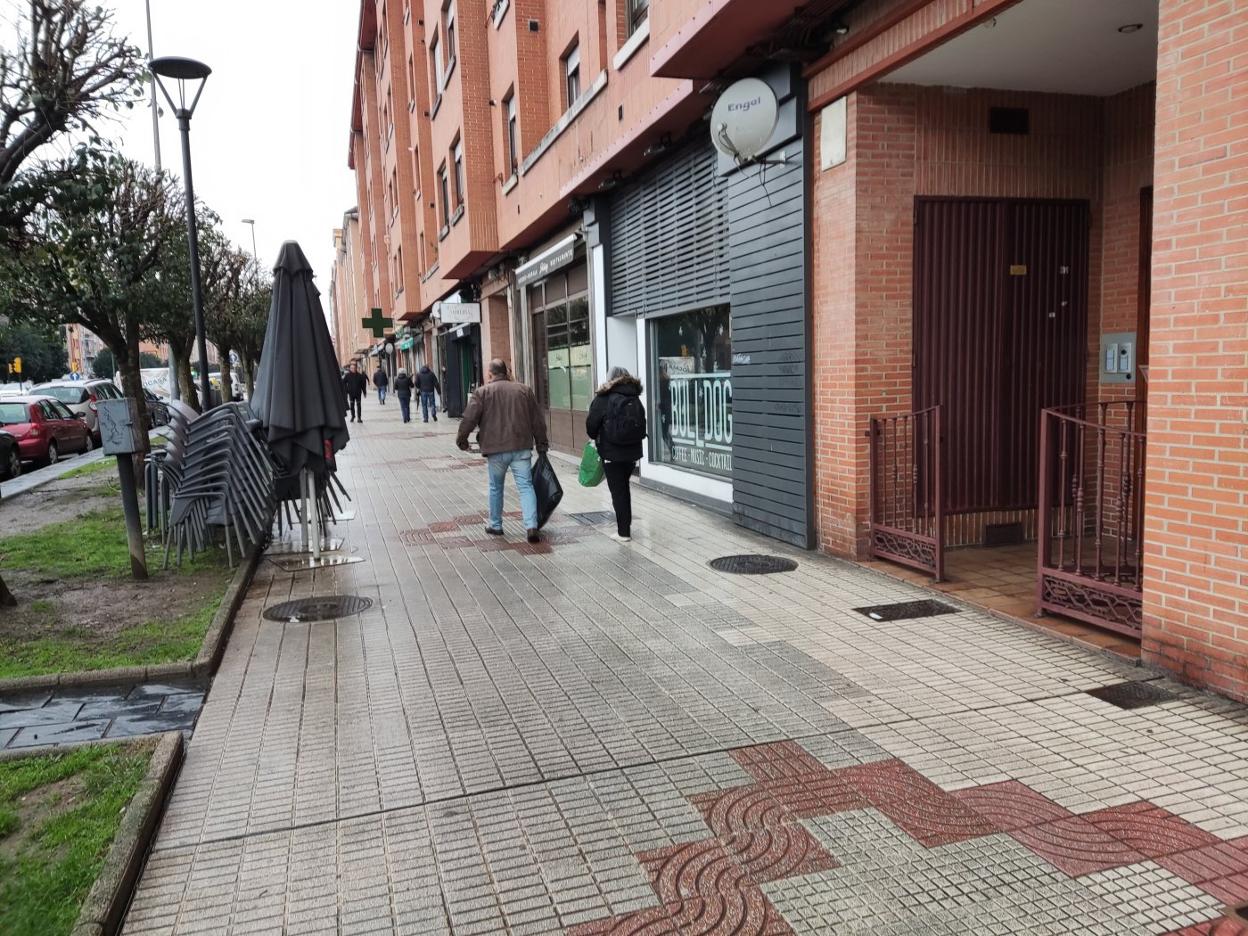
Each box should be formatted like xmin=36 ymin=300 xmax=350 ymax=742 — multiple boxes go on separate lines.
xmin=262 ymin=596 xmax=374 ymax=623
xmin=1085 ymin=681 xmax=1177 ymax=710
xmin=569 ymin=511 xmax=616 ymax=526
xmin=853 ymin=599 xmax=957 ymax=622
xmin=709 ymin=555 xmax=798 ymax=575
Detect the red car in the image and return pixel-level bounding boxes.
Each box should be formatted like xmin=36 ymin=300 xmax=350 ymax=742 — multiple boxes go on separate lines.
xmin=0 ymin=396 xmax=93 ymax=466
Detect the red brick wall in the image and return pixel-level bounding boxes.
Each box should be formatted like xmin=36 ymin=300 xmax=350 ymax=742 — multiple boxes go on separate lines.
xmin=1142 ymin=0 xmax=1248 ymax=702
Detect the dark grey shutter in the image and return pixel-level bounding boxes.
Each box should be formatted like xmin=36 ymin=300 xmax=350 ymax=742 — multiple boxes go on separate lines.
xmin=609 ymin=142 xmax=729 ymax=316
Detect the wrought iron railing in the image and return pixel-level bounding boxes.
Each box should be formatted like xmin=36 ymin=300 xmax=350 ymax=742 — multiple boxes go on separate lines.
xmin=1036 ymin=402 xmax=1145 ymax=635
xmin=868 ymin=405 xmax=944 ymax=581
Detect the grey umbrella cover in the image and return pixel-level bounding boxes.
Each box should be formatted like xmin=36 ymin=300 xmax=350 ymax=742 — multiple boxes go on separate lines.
xmin=250 ymin=241 xmax=350 ymax=476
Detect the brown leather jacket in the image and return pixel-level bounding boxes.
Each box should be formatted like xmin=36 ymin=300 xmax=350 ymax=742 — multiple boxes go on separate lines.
xmin=456 ymin=377 xmax=549 ymax=455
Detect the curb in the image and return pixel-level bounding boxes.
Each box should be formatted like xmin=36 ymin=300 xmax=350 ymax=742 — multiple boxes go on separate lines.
xmin=70 ymin=732 xmax=184 ymax=936
xmin=0 ymin=543 xmax=262 ymax=696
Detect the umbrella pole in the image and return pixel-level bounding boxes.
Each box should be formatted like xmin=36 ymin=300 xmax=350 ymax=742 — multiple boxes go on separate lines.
xmin=300 ymin=469 xmax=311 ymax=551
xmin=310 ymin=471 xmax=322 ymax=560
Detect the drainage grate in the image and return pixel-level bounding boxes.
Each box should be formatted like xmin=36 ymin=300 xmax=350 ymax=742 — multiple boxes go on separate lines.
xmin=1085 ymin=681 xmax=1177 ymax=710
xmin=853 ymin=599 xmax=957 ymax=622
xmin=569 ymin=511 xmax=617 ymax=526
xmin=262 ymin=595 xmax=374 ymax=623
xmin=709 ymin=555 xmax=798 ymax=575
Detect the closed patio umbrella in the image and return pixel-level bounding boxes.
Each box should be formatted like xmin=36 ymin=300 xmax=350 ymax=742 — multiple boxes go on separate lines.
xmin=251 ymin=241 xmax=349 ymax=475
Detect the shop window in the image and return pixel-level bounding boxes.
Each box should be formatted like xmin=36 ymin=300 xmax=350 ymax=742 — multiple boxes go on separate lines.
xmin=452 ymin=139 xmax=465 ymax=209
xmin=627 ymin=0 xmax=648 ymax=35
xmin=503 ymin=89 xmax=518 ymax=177
xmin=649 ymin=305 xmax=732 ymax=478
xmin=530 ymin=272 xmax=591 ymax=418
xmin=562 ymin=41 xmax=581 ymax=111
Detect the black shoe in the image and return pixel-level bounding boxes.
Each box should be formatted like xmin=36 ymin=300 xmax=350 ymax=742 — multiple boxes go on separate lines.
xmin=526 ymin=528 xmax=540 ymax=544
xmin=485 ymin=526 xmax=504 ymax=536
xmin=433 ymin=415 xmax=438 ymax=422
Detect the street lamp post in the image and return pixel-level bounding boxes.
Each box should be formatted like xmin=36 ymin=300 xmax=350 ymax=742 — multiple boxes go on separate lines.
xmin=150 ymin=56 xmax=213 ymax=411
xmin=242 ymin=218 xmax=258 ymax=260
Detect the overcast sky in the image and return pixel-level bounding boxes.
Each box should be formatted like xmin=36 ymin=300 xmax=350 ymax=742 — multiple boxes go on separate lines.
xmin=95 ymin=0 xmax=359 ymax=292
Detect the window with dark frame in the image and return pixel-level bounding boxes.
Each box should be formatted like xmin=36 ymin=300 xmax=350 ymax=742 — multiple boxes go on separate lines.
xmin=562 ymin=41 xmax=580 ymax=110
xmin=504 ymin=90 xmax=518 ymax=177
xmin=443 ymin=0 xmax=457 ymax=66
xmin=452 ymin=139 xmax=465 ymax=209
xmin=628 ymin=0 xmax=648 ymax=35
xmin=437 ymin=163 xmax=450 ymax=229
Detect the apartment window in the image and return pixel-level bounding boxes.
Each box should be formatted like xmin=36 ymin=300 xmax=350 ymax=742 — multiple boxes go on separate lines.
xmin=386 ymin=87 xmax=394 ymax=140
xmin=504 ymin=90 xmax=518 ymax=176
xmin=396 ymin=246 xmax=404 ymax=294
xmin=443 ymin=0 xmax=457 ymax=66
xmin=562 ymin=42 xmax=581 ymax=109
xmin=452 ymin=139 xmax=465 ymax=209
xmin=437 ymin=162 xmax=450 ymax=230
xmin=407 ymin=54 xmax=416 ymax=107
xmin=628 ymin=0 xmax=648 ymax=35
xmin=430 ymin=32 xmax=443 ymax=93
xmin=379 ymin=1 xmax=389 ymax=58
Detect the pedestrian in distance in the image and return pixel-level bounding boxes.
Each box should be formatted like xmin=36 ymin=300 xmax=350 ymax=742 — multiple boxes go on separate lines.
xmin=457 ymin=358 xmax=548 ymax=544
xmin=586 ymin=366 xmax=647 ymax=542
xmin=343 ymin=361 xmax=367 ymax=423
xmin=373 ymin=365 xmax=389 ymax=405
xmin=393 ymin=367 xmax=415 ymax=423
xmin=416 ymin=364 xmax=440 ymax=423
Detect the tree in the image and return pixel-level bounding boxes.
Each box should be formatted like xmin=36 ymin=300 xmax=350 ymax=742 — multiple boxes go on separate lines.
xmin=0 ymin=0 xmax=142 ymax=191
xmin=0 ymin=318 xmax=68 ymax=381
xmin=91 ymin=345 xmax=114 ymax=378
xmin=200 ymin=227 xmax=248 ymax=403
xmin=139 ymin=350 xmax=164 ymax=368
xmin=0 ymin=148 xmax=183 ymax=430
xmin=233 ymin=258 xmax=271 ymax=399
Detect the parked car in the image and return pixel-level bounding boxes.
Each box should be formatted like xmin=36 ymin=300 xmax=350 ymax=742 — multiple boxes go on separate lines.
xmin=0 ymin=428 xmax=19 ymax=480
xmin=28 ymin=379 xmax=124 ymax=443
xmin=0 ymin=396 xmax=92 ymax=466
xmin=143 ymin=388 xmax=170 ymax=428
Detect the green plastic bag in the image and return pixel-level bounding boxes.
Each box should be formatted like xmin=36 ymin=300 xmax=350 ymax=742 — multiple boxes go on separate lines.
xmin=578 ymin=441 xmax=605 ymax=487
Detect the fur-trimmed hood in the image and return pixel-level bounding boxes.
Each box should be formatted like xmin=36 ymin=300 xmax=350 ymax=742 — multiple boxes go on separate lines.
xmin=596 ymin=374 xmax=642 ymax=396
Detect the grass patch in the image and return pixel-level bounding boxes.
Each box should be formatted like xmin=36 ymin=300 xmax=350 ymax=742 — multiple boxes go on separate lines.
xmin=0 ymin=596 xmax=222 ymax=680
xmin=56 ymin=459 xmax=111 ymax=481
xmin=0 ymin=508 xmax=135 ymax=579
xmin=0 ymin=742 xmax=153 ymax=936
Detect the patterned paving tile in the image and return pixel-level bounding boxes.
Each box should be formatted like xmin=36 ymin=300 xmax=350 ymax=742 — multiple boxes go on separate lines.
xmin=1009 ymin=815 xmax=1147 ymax=876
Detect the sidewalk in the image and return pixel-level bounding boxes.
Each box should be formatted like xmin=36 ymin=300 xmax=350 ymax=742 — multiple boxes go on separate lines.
xmin=123 ymin=397 xmax=1248 ymax=935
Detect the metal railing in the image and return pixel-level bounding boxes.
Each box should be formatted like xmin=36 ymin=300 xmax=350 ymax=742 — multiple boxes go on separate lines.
xmin=868 ymin=405 xmax=944 ymax=581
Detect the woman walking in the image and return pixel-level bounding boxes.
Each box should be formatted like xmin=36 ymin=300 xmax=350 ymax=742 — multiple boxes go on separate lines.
xmin=585 ymin=367 xmax=647 ymax=542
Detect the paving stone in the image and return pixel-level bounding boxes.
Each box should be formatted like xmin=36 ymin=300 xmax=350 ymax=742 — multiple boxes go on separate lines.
xmin=11 ymin=719 xmax=108 ymax=747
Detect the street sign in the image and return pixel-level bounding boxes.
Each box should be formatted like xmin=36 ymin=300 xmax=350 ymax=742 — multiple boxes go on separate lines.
xmin=434 ymin=301 xmax=481 ymax=324
xmin=98 ymin=398 xmax=145 ymax=455
xmin=362 ymin=308 xmax=393 ymax=338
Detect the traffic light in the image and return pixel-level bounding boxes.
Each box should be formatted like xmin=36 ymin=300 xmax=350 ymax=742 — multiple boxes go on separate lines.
xmin=11 ymin=356 xmax=20 ymax=375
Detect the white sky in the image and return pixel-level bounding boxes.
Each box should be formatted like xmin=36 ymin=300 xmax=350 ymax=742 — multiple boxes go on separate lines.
xmin=64 ymin=0 xmax=359 ymax=292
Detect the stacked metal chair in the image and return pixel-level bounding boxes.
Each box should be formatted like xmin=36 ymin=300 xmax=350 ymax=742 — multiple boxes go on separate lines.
xmin=162 ymin=400 xmax=277 ymax=567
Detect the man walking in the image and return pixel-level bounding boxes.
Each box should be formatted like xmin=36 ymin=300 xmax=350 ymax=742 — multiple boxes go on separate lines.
xmin=416 ymin=364 xmax=440 ymax=422
xmin=343 ymin=361 xmax=367 ymax=423
xmin=372 ymin=364 xmax=389 ymax=405
xmin=457 ymin=359 xmax=548 ymax=543
xmin=393 ymin=367 xmax=415 ymax=423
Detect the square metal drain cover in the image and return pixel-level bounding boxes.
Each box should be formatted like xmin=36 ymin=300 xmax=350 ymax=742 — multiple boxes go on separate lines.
xmin=569 ymin=511 xmax=616 ymax=526
xmin=853 ymin=599 xmax=957 ymax=622
xmin=1085 ymin=681 xmax=1178 ymax=709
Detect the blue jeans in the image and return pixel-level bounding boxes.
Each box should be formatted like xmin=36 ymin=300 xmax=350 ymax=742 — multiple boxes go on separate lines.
xmin=377 ymin=386 xmax=387 ymax=404
xmin=486 ymin=450 xmax=538 ymax=531
xmin=420 ymin=391 xmax=437 ymax=421
xmin=398 ymin=395 xmax=411 ymax=422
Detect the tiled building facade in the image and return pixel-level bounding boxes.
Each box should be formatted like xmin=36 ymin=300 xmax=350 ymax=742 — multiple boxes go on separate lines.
xmin=341 ymin=0 xmax=1248 ymax=703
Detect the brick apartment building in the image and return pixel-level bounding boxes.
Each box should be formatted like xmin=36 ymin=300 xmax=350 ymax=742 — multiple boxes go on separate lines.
xmin=340 ymin=0 xmax=1247 ymax=703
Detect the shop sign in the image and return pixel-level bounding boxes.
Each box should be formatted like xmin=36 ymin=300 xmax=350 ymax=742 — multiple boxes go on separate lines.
xmin=435 ymin=301 xmax=481 ymax=324
xmin=666 ymin=370 xmax=733 ymax=476
xmin=516 ymin=235 xmax=578 ymax=287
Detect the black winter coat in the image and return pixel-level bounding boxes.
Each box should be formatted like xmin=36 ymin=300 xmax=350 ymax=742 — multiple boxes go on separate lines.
xmin=585 ymin=375 xmax=645 ymax=463
xmin=416 ymin=366 xmax=440 ymax=393
xmin=343 ymin=371 xmax=368 ymax=398
xmin=373 ymin=368 xmax=389 ymax=388
xmin=393 ymin=373 xmax=414 ymax=398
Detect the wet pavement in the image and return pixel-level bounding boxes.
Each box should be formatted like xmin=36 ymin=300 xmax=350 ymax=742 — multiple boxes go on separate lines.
xmin=0 ymin=678 xmax=205 ymax=749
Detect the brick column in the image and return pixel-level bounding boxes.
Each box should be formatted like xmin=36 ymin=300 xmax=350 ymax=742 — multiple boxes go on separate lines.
xmin=1142 ymin=0 xmax=1248 ymax=701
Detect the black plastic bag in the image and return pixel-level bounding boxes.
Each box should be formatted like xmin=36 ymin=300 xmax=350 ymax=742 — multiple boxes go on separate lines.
xmin=532 ymin=452 xmax=563 ymax=529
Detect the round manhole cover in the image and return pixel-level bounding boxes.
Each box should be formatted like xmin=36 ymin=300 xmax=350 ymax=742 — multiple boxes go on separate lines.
xmin=708 ymin=554 xmax=798 ymax=575
xmin=262 ymin=596 xmax=374 ymax=623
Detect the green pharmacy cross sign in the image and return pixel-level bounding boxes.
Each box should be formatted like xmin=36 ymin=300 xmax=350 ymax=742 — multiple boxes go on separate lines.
xmin=362 ymin=308 xmax=393 ymax=338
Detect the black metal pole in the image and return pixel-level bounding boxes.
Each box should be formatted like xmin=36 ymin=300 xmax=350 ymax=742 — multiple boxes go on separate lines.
xmin=177 ymin=110 xmax=212 ymax=411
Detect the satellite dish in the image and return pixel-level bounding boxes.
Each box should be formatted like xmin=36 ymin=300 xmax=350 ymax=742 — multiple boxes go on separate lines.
xmin=710 ymin=78 xmax=778 ymax=163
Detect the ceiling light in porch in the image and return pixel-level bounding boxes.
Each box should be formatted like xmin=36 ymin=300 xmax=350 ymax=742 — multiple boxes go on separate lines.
xmin=1118 ymin=23 xmax=1144 ymax=33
